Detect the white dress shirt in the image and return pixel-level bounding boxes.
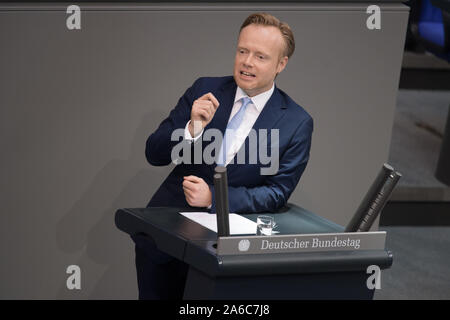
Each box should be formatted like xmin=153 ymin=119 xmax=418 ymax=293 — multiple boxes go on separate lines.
xmin=184 ymin=83 xmax=275 ymax=166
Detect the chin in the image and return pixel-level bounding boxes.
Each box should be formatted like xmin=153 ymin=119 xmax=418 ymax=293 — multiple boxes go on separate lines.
xmin=237 ymin=83 xmax=254 ymax=93
xmin=234 ymin=76 xmax=252 ymax=90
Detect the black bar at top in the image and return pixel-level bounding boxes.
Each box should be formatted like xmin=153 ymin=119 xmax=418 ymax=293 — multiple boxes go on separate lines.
xmin=0 ymin=0 xmax=410 ymax=3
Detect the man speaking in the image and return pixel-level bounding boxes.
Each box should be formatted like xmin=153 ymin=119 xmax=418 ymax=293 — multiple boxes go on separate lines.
xmin=132 ymin=12 xmax=313 ymax=299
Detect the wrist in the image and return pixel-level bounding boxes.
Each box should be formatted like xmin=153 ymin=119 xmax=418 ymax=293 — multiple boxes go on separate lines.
xmin=190 ymin=119 xmax=203 ymax=138
xmin=188 ymin=121 xmax=195 ymax=137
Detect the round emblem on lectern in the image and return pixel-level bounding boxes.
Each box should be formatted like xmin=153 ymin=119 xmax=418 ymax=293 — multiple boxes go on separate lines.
xmin=238 ymin=239 xmax=250 ymax=252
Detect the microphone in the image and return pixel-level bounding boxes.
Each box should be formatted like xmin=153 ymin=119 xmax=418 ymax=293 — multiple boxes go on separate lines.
xmin=345 ymin=163 xmax=402 ymax=232
xmin=213 ymin=166 xmax=230 ymax=237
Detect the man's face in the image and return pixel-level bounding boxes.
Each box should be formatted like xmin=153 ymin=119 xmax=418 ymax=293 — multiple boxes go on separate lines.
xmin=233 ymin=24 xmax=288 ymax=97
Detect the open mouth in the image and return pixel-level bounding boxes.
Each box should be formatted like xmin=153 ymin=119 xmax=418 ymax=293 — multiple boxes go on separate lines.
xmin=240 ymin=71 xmax=256 ymax=78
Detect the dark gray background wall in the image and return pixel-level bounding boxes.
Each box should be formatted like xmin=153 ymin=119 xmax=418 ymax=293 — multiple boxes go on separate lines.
xmin=0 ymin=3 xmax=408 ymax=298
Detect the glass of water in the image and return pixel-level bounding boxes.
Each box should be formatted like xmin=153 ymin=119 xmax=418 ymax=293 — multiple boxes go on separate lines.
xmin=256 ymin=215 xmax=276 ymax=236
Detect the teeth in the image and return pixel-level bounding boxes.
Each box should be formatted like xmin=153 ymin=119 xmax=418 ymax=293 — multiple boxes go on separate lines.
xmin=242 ymin=71 xmax=254 ymax=76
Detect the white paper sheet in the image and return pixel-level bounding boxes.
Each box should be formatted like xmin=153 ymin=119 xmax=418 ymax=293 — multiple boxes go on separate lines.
xmin=179 ymin=212 xmax=257 ymax=235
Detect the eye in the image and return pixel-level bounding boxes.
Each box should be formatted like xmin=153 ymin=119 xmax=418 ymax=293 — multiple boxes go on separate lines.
xmin=258 ymin=55 xmax=265 ymax=60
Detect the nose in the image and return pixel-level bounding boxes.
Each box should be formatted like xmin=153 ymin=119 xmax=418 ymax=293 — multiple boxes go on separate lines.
xmin=243 ymin=54 xmax=254 ymax=67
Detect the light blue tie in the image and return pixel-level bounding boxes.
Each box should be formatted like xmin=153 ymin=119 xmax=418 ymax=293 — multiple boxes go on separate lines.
xmin=217 ymin=97 xmax=252 ymax=165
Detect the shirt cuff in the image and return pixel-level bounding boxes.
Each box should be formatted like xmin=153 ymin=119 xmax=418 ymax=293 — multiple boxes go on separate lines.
xmin=184 ymin=120 xmax=204 ymax=142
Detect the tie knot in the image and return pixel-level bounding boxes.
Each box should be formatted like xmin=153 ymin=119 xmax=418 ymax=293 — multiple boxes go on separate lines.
xmin=241 ymin=96 xmax=252 ymax=106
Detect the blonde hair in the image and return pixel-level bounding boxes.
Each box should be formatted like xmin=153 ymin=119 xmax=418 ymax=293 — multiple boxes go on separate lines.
xmin=240 ymin=12 xmax=295 ymax=58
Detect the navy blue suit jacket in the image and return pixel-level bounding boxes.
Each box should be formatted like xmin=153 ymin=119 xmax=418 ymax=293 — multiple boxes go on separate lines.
xmin=145 ymin=76 xmax=313 ymax=213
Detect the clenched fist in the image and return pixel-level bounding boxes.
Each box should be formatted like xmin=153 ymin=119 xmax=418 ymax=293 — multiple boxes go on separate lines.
xmin=189 ymin=92 xmax=220 ymax=137
xmin=182 ymin=175 xmax=212 ymax=208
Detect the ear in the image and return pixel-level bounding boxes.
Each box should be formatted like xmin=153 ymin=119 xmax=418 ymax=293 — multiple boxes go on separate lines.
xmin=277 ymin=56 xmax=289 ymax=74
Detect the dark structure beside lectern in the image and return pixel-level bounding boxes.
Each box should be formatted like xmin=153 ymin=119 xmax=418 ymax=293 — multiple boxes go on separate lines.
xmin=436 ymin=107 xmax=450 ymax=186
xmin=346 ymin=164 xmax=401 ymax=232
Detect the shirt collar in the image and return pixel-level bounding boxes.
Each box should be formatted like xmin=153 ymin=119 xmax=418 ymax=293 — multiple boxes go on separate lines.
xmin=234 ymin=83 xmax=275 ymax=112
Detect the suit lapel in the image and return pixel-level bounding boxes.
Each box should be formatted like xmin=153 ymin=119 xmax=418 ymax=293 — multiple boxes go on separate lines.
xmin=203 ymin=79 xmax=235 ymax=177
xmin=251 ymin=85 xmax=287 ymax=133
xmin=226 ymin=85 xmax=287 ymax=174
xmin=206 ymin=80 xmax=236 ymax=135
